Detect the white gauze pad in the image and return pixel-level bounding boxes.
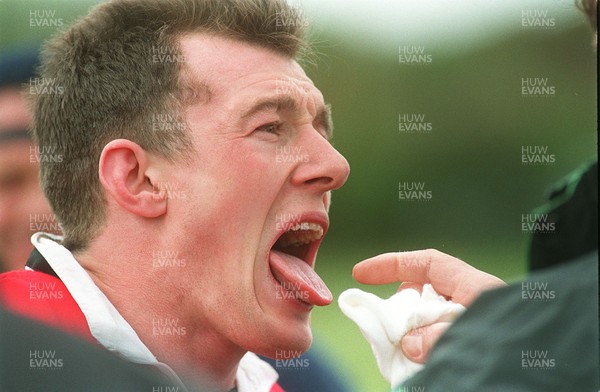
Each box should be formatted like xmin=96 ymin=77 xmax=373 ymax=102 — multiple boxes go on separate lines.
xmin=338 ymin=284 xmax=465 ymax=388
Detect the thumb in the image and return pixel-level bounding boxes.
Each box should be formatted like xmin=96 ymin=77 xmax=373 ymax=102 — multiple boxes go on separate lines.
xmin=401 ymin=322 xmax=452 ymax=363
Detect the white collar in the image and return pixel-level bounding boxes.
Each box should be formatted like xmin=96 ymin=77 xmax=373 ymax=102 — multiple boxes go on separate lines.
xmin=31 ymin=232 xmax=279 ymax=392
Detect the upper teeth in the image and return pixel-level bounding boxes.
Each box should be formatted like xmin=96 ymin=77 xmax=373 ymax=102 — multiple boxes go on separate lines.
xmin=276 ymin=222 xmax=324 ymax=247
xmin=288 ymin=222 xmax=321 ymax=232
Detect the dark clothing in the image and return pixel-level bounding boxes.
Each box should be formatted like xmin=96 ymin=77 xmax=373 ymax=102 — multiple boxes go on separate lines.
xmin=399 ymin=251 xmax=599 ymax=392
xmin=0 ymin=306 xmax=195 ymax=392
xmin=529 ymin=161 xmax=598 ymax=271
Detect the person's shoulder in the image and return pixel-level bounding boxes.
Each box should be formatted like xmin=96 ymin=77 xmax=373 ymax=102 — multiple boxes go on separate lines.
xmin=0 ymin=269 xmax=94 ymax=341
xmin=0 ymin=269 xmax=64 ymax=301
xmin=0 ymin=306 xmax=184 ymax=392
xmin=485 ymin=250 xmax=597 ymax=301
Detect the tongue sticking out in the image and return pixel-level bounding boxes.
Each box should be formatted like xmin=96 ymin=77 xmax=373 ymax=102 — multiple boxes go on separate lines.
xmin=269 ymin=249 xmax=332 ymax=306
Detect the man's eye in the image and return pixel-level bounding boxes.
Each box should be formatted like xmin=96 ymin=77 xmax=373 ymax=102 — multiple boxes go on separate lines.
xmin=256 ymin=122 xmax=280 ymax=134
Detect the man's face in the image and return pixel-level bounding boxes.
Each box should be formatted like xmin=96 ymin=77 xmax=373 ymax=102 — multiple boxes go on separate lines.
xmin=161 ymin=34 xmax=349 ymax=357
xmin=0 ymin=88 xmax=53 ymax=272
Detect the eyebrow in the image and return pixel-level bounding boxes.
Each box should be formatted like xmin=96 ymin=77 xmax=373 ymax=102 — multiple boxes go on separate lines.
xmin=240 ymin=95 xmax=333 ymax=140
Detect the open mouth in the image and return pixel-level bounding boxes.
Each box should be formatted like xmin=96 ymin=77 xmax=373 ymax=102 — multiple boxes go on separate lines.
xmin=268 ymin=220 xmax=333 ymax=307
xmin=272 ymin=222 xmax=323 ymax=266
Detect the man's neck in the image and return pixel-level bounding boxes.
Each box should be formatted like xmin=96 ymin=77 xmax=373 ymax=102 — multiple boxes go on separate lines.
xmin=76 ymin=246 xmax=245 ymax=391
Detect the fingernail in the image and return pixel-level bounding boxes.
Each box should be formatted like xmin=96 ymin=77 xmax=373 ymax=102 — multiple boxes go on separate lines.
xmin=402 ymin=335 xmax=422 ymax=359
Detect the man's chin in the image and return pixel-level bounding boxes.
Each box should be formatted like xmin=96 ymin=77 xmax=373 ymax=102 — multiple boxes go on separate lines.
xmin=250 ymin=323 xmax=313 ymax=359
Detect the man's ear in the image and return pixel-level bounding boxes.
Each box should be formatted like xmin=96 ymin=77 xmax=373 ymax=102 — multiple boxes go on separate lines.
xmin=99 ymin=139 xmax=167 ymax=218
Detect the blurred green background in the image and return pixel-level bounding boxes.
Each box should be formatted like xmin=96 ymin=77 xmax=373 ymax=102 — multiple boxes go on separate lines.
xmin=1 ymin=0 xmax=596 ymax=391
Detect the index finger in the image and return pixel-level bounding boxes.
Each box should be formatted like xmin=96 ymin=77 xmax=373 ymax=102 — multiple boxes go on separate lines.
xmin=352 ymin=249 xmax=505 ymax=305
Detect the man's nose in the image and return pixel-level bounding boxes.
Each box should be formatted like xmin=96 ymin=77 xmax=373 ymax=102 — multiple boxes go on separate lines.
xmin=289 ymin=130 xmax=350 ymax=193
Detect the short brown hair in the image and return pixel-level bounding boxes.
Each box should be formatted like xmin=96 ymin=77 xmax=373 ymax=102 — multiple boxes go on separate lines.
xmin=30 ymin=0 xmax=308 ymax=251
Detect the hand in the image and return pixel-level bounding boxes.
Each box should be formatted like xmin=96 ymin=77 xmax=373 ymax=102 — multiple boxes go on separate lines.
xmin=352 ymin=249 xmax=506 ymax=363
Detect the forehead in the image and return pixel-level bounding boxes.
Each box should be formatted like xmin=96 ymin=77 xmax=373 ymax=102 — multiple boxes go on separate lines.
xmin=177 ymin=33 xmax=323 ymax=104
